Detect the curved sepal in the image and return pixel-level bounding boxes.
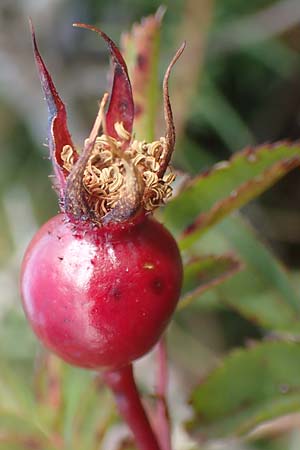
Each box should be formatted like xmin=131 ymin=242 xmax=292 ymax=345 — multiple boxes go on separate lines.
xmin=73 ymin=23 xmax=134 ymax=141
xmin=157 ymin=42 xmax=186 ymax=178
xmin=30 ymin=21 xmax=75 ymax=194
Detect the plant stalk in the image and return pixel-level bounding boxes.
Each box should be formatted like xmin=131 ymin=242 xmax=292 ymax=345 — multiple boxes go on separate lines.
xmin=103 ymin=364 xmax=161 ymax=450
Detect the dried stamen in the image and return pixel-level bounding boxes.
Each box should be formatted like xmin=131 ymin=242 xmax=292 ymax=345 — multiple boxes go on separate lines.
xmin=114 ymin=121 xmax=131 ymax=141
xmin=61 ymin=125 xmax=176 ymax=223
xmin=61 ymin=145 xmax=75 ymax=172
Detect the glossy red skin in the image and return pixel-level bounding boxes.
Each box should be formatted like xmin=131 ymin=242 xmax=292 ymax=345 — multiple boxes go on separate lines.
xmin=20 ymin=214 xmax=182 ymax=369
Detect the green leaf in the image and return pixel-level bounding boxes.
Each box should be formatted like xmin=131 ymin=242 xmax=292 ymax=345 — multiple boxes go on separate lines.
xmin=60 ymin=365 xmax=114 ymax=450
xmin=0 ymin=409 xmax=54 ymax=448
xmin=0 ymin=362 xmax=35 ymax=413
xmin=217 ymin=215 xmax=300 ymax=326
xmin=175 ymin=217 xmax=300 ymax=328
xmin=0 ymin=309 xmax=37 ymax=364
xmin=0 ymin=432 xmax=55 ymax=450
xmin=163 ymin=141 xmax=300 ymax=248
xmin=190 ymin=341 xmax=300 ymax=440
xmin=121 ymin=7 xmax=164 ymax=141
xmin=179 ymin=253 xmax=242 ymax=309
xmin=191 ymin=77 xmax=256 ymax=151
xmin=73 ymin=384 xmax=114 ymax=450
xmin=61 ymin=365 xmax=93 ymax=446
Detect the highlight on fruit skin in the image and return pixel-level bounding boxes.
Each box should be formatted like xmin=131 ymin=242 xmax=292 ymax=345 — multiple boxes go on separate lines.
xmin=30 ymin=19 xmax=185 ymax=227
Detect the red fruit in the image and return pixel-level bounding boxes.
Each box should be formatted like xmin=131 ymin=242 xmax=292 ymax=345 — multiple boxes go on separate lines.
xmin=21 ymin=214 xmax=182 ymax=369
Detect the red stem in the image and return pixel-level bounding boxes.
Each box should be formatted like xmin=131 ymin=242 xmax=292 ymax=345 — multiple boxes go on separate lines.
xmin=155 ymin=338 xmax=172 ymax=450
xmin=103 ymin=364 xmax=161 ymax=450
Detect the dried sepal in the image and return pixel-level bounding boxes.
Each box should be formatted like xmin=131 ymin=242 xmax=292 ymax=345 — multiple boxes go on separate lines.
xmin=64 ymin=94 xmax=109 ymax=222
xmin=30 ymin=20 xmax=76 ymax=195
xmin=158 ymin=42 xmax=186 ymax=178
xmin=73 ymin=23 xmax=134 ymax=142
xmin=64 ymin=94 xmax=144 ymax=225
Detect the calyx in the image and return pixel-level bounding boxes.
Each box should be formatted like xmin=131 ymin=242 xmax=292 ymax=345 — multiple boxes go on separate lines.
xmin=31 ymin=20 xmax=185 ymax=225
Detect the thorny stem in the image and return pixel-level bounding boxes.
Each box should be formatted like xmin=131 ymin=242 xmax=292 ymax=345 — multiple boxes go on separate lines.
xmin=103 ymin=364 xmax=161 ymax=450
xmin=155 ymin=337 xmax=172 ymax=450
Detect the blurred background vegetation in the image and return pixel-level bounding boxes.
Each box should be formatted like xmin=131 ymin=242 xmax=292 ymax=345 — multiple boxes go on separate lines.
xmin=2 ymin=0 xmax=300 ymax=449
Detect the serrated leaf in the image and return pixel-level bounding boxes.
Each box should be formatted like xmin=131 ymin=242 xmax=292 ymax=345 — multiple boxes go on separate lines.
xmin=121 ymin=8 xmax=164 ymax=141
xmin=179 ymin=253 xmax=242 ymax=309
xmin=163 ymin=141 xmax=300 ymax=248
xmin=190 ymin=341 xmax=300 ymax=440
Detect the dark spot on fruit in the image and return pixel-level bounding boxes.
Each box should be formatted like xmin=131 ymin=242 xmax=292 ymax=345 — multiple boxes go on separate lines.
xmin=48 ymin=230 xmax=52 ymax=235
xmin=111 ymin=285 xmax=122 ymax=301
xmin=57 ymin=235 xmax=62 ymax=240
xmin=58 ymin=256 xmax=64 ymax=261
xmin=151 ymin=278 xmax=164 ymax=294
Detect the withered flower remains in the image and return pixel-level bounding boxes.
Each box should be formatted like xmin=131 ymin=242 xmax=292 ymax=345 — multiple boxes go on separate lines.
xmin=31 ymin=22 xmax=185 ymax=226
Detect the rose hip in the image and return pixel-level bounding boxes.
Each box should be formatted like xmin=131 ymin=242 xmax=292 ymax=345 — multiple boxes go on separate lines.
xmin=21 ymin=214 xmax=182 ymax=369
